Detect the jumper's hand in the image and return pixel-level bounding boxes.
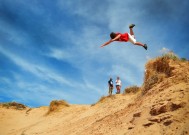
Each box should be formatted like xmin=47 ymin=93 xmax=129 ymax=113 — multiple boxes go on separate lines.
xmin=100 ymin=45 xmax=105 ymax=48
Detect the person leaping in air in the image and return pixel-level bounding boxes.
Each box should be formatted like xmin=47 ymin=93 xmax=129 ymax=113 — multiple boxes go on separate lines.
xmin=100 ymin=24 xmax=148 ymax=50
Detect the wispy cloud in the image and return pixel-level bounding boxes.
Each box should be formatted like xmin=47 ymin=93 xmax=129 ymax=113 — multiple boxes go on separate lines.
xmin=0 ymin=45 xmax=104 ymax=104
xmin=0 ymin=77 xmax=12 ymax=85
xmin=46 ymin=48 xmax=72 ymax=60
xmin=109 ymin=64 xmax=143 ymax=86
xmin=0 ymin=46 xmax=72 ymax=86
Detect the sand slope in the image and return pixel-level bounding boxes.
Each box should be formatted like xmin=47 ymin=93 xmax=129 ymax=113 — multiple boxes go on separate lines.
xmin=1 ymin=57 xmax=189 ymax=135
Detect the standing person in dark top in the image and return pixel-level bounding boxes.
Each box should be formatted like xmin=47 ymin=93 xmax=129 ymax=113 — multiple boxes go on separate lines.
xmin=108 ymin=78 xmax=114 ymax=96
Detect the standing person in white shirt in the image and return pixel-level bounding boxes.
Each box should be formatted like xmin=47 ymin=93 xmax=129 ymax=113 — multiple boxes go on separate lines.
xmin=116 ymin=76 xmax=121 ymax=94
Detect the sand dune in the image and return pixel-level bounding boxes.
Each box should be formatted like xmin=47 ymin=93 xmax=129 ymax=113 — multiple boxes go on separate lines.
xmin=1 ymin=55 xmax=189 ymax=135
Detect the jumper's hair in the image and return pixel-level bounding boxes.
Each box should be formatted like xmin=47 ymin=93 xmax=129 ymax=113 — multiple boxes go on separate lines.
xmin=110 ymin=32 xmax=116 ymax=39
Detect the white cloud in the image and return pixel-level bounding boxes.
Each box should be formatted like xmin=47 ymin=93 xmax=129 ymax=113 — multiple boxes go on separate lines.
xmin=47 ymin=48 xmax=71 ymax=60
xmin=146 ymin=55 xmax=152 ymax=61
xmin=159 ymin=47 xmax=170 ymax=54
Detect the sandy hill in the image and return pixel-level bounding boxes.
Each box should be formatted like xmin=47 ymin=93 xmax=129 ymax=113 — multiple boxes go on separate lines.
xmin=0 ymin=54 xmax=189 ymax=135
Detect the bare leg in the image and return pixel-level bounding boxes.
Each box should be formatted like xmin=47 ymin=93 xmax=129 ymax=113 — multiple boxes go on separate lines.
xmin=128 ymin=24 xmax=147 ymax=50
xmin=135 ymin=42 xmax=148 ymax=50
xmin=134 ymin=42 xmax=144 ymax=47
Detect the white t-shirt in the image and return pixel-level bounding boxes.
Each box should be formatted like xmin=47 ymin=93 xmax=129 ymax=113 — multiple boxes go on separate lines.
xmin=116 ymin=79 xmax=121 ymax=86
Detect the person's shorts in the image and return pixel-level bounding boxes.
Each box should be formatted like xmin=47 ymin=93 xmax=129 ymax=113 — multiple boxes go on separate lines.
xmin=116 ymin=85 xmax=121 ymax=90
xmin=128 ymin=33 xmax=136 ymax=44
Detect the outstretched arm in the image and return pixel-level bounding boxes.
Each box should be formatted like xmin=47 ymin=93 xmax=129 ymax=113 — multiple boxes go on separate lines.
xmin=100 ymin=34 xmax=121 ymax=48
xmin=100 ymin=39 xmax=113 ymax=48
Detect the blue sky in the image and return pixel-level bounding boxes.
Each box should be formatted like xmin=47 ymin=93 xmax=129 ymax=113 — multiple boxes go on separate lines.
xmin=0 ymin=0 xmax=189 ymax=107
